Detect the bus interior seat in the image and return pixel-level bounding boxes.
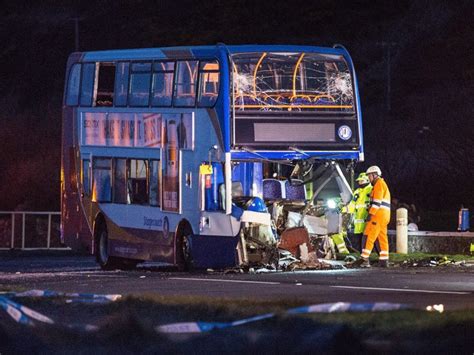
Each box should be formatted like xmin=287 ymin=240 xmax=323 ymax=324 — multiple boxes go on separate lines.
xmin=263 ymin=179 xmax=283 ymax=200
xmin=290 ymin=96 xmax=312 ymax=105
xmin=232 ymin=181 xmax=244 ymax=197
xmin=285 ymin=179 xmax=306 ymax=200
xmin=313 ymin=95 xmax=335 ymax=105
xmin=239 ymin=95 xmax=259 ymax=105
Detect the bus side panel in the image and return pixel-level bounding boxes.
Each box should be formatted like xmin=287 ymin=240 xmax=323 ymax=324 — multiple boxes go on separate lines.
xmin=106 ymin=219 xmax=175 ymax=264
xmin=190 ymin=234 xmax=239 ymax=268
xmin=99 ymin=204 xmax=176 ymax=263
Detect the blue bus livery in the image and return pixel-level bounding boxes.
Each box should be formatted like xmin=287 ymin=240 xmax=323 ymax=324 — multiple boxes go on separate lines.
xmin=61 ymin=44 xmax=363 ymax=270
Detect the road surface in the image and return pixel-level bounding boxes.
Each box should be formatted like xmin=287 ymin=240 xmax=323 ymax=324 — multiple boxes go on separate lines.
xmin=1 ymin=252 xmax=473 ymax=310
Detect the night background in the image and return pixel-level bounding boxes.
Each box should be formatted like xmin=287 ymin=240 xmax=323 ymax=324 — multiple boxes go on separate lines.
xmin=1 ymin=0 xmax=473 ymax=229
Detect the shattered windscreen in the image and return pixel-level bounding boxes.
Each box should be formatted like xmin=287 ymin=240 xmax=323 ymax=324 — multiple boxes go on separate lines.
xmin=232 ymin=52 xmax=354 ymax=112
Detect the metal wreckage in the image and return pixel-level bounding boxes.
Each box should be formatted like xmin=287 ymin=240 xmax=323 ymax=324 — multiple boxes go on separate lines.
xmin=231 ymin=160 xmax=355 ymax=272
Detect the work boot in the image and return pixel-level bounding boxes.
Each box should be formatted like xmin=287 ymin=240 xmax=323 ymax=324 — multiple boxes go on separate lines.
xmin=378 ymin=260 xmax=389 ymax=268
xmin=348 ymin=258 xmax=370 ymax=268
xmin=360 ymin=258 xmax=371 ymax=268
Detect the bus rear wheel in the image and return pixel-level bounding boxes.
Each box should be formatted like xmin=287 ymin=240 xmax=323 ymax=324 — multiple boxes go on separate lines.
xmin=96 ymin=220 xmax=139 ymax=270
xmin=96 ymin=222 xmax=116 ymax=270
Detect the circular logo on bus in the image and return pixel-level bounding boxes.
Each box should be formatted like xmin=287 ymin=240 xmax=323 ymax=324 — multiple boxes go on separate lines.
xmin=163 ymin=216 xmax=170 ymax=239
xmin=338 ymin=125 xmax=352 ymax=140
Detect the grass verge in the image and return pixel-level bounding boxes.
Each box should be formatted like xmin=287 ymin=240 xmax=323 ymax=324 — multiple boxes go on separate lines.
xmin=1 ymin=294 xmax=473 ymax=354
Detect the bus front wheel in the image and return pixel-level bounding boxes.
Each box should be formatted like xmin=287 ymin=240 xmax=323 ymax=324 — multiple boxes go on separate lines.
xmin=177 ymin=234 xmax=193 ymax=271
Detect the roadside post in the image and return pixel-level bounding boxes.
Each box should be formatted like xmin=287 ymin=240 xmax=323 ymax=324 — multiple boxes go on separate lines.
xmin=458 ymin=208 xmax=470 ymax=231
xmin=396 ymin=208 xmax=408 ymax=254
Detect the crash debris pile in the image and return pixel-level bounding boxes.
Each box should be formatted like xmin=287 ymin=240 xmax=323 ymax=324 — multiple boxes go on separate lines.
xmin=236 ymin=197 xmax=352 ymax=272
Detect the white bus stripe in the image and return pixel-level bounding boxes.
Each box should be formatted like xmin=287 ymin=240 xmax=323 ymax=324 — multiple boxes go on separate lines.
xmin=170 ymin=277 xmax=281 ymax=285
xmin=331 ymin=285 xmax=470 ymax=295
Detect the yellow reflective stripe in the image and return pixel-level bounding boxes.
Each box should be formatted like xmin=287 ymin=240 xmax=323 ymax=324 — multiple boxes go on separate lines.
xmin=379 ymin=255 xmax=389 ymax=260
xmin=355 ymin=204 xmax=367 ymax=209
xmin=361 ymin=249 xmax=371 ymax=257
xmin=354 ymin=219 xmax=365 ymax=224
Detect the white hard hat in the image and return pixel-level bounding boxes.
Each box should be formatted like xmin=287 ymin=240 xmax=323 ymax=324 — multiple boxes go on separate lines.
xmin=366 ymin=165 xmax=382 ymax=176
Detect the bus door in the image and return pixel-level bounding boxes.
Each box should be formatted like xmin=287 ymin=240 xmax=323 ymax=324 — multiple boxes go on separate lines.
xmin=77 ymin=154 xmax=96 ymax=250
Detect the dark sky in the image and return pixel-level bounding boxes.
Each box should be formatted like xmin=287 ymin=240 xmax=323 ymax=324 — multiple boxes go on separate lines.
xmin=1 ymin=0 xmax=473 ymax=228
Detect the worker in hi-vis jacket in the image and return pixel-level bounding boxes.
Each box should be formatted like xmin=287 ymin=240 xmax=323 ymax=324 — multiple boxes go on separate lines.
xmin=347 ymin=172 xmax=377 ymax=252
xmin=354 ymin=165 xmax=391 ymax=268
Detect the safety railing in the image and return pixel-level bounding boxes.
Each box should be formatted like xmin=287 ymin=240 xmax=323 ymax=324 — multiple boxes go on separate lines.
xmin=0 ymin=211 xmax=68 ymax=250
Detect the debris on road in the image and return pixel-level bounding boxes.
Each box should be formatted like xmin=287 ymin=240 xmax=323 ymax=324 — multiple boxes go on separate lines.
xmin=399 ymin=256 xmax=459 ymax=268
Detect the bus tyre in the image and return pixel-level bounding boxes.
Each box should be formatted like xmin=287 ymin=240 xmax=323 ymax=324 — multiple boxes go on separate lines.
xmin=177 ymin=234 xmax=193 ymax=271
xmin=96 ymin=221 xmax=118 ymax=270
xmin=96 ymin=222 xmax=139 ymax=270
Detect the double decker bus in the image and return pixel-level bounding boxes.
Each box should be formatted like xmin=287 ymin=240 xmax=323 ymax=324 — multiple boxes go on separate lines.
xmin=61 ymin=44 xmax=363 ymax=270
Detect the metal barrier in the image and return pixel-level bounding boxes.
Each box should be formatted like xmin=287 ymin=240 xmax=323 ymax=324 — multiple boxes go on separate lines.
xmin=0 ymin=211 xmax=68 ymax=250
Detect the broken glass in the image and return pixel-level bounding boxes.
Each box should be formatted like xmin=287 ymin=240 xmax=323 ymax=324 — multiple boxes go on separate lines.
xmin=232 ymin=52 xmax=354 ymax=112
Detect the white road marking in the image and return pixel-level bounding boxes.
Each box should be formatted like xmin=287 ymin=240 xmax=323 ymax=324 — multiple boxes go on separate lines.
xmin=331 ymin=285 xmax=471 ymax=295
xmin=170 ymin=277 xmax=280 ymax=285
xmin=0 ymin=270 xmax=125 ymax=280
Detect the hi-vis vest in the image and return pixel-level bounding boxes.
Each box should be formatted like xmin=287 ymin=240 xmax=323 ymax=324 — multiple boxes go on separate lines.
xmin=351 ymin=184 xmax=373 ymax=234
xmin=369 ymin=177 xmax=391 ymax=224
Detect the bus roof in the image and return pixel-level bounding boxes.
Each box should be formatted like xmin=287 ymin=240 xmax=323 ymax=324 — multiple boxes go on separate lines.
xmin=80 ymin=44 xmax=351 ymax=62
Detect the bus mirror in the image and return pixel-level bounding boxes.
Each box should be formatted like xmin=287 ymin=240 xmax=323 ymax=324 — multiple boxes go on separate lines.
xmin=208 ymin=145 xmax=218 ymax=164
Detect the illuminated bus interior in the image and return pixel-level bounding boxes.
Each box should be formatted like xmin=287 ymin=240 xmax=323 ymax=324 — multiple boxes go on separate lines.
xmin=232 ymin=52 xmax=354 ymax=112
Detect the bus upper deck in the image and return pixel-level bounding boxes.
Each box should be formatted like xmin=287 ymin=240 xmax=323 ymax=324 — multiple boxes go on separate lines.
xmin=66 ymin=44 xmax=363 ymax=161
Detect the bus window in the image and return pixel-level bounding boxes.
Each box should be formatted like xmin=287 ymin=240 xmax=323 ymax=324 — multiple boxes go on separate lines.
xmin=173 ymin=61 xmax=198 ymax=107
xmin=149 ymin=159 xmax=160 ymax=206
xmin=198 ymin=60 xmax=219 ymax=107
xmin=96 ymin=63 xmax=115 ymax=106
xmin=66 ymin=63 xmax=81 ymax=106
xmin=114 ymin=62 xmax=130 ymax=107
xmin=129 ymin=62 xmax=152 ymax=107
xmin=92 ymin=158 xmax=112 ymax=202
xmin=113 ymin=158 xmax=127 ymax=204
xmin=81 ymin=159 xmax=90 ymax=195
xmin=128 ymin=159 xmax=148 ymax=205
xmin=80 ymin=63 xmax=95 ymax=106
xmin=151 ymin=62 xmax=174 ymax=107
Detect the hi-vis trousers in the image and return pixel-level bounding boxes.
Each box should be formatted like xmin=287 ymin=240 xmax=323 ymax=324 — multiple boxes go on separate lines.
xmin=361 ymin=218 xmax=389 ymax=261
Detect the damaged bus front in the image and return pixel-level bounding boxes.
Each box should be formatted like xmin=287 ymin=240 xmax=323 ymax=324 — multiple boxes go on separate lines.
xmin=198 ymin=45 xmax=363 ymax=269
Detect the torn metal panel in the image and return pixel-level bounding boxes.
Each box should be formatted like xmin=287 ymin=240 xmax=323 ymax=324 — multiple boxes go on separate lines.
xmin=278 ymin=227 xmax=314 ymax=257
